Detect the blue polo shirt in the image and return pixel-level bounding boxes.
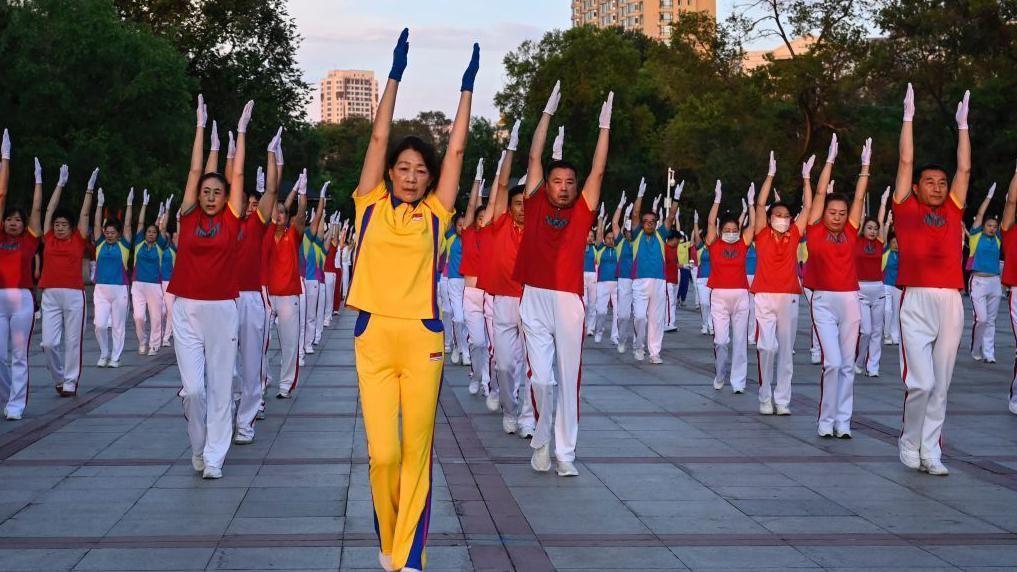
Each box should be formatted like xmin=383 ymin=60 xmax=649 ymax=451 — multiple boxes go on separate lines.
xmin=969 ymin=227 xmax=1001 ymax=275
xmin=95 ymin=237 xmax=131 ymax=286
xmin=634 ymin=230 xmax=665 ymax=279
xmin=697 ymin=242 xmax=711 ymax=279
xmin=883 ymin=246 xmax=898 ymax=287
xmin=161 ymin=244 xmax=176 ymax=282
xmin=745 ymin=244 xmax=757 ymax=275
xmin=596 ymin=244 xmax=618 ymax=282
xmin=132 ymin=236 xmax=165 ymax=284
xmin=583 ymin=244 xmax=597 ymax=273
xmin=446 ymin=234 xmax=464 ymax=279
xmin=616 ymin=238 xmax=633 ymax=279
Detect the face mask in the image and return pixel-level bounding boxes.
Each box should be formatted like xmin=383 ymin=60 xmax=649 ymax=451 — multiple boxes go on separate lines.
xmin=721 ymin=232 xmax=739 ymax=244
xmin=771 ymin=217 xmax=790 ymax=233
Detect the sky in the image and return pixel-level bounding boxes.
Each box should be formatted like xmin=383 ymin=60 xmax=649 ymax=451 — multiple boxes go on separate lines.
xmin=288 ymin=0 xmax=741 ymax=122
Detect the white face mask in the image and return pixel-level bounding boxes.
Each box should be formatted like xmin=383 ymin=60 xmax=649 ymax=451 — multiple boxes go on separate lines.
xmin=771 ymin=217 xmax=791 ymax=233
xmin=721 ymin=232 xmax=739 ymax=244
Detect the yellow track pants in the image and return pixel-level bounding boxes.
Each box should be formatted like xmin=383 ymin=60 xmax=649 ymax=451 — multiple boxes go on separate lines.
xmin=354 ymin=311 xmax=443 ymax=571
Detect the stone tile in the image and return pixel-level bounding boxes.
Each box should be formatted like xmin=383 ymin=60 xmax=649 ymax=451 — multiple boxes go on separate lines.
xmin=923 ymin=545 xmax=1017 ymax=567
xmin=796 ymin=546 xmax=955 ymax=568
xmin=207 ymin=547 xmax=341 ymax=570
xmin=73 ymin=548 xmax=214 ymax=570
xmin=0 ymin=549 xmax=88 ymax=571
xmin=225 ymin=516 xmax=344 ymax=535
xmin=669 ymin=546 xmax=816 ymax=569
xmin=546 ymin=547 xmax=686 ymax=569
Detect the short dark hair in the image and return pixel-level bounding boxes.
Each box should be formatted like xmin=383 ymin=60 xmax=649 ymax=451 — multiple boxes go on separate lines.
xmin=767 ymin=201 xmax=791 ymax=217
xmin=507 ymin=184 xmax=526 ymax=201
xmin=546 ymin=160 xmax=578 ymax=180
xmin=387 ymin=135 xmax=440 ymax=191
xmin=719 ymin=216 xmax=740 ymax=231
xmin=52 ymin=207 xmax=75 ymax=226
xmin=641 ymin=210 xmax=658 ymax=221
xmin=916 ymin=163 xmax=949 ymax=182
xmin=825 ymin=192 xmax=851 ymax=211
xmin=862 ymin=216 xmax=879 ymax=228
xmin=3 ymin=206 xmax=26 ymax=223
xmin=103 ymin=219 xmax=123 ymax=234
xmin=199 ymin=172 xmax=229 ymax=190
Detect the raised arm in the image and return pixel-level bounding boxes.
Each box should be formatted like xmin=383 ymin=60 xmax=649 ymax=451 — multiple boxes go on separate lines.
xmin=743 ymin=184 xmax=756 ymax=244
xmin=29 ymin=159 xmax=43 ymax=236
xmin=810 ymin=134 xmax=838 ymax=224
xmin=1002 ymin=161 xmax=1017 ymax=232
xmin=204 ymin=119 xmax=220 ymax=175
xmin=181 ymin=95 xmax=207 ymax=215
xmin=951 ymin=90 xmax=971 ymax=207
xmin=796 ymin=155 xmax=816 ymax=233
xmin=0 ymin=130 xmax=9 ymax=218
xmin=311 ymin=182 xmax=328 ymax=235
xmin=877 ymin=186 xmax=890 ymax=241
xmin=755 ymin=151 xmax=775 ymax=233
xmin=705 ymin=181 xmax=722 ymax=246
xmin=135 ymin=190 xmax=151 ymax=238
xmin=224 ymin=131 xmax=235 ymax=183
xmin=972 ymin=183 xmax=995 ymax=230
xmin=461 ymin=176 xmax=482 ymax=229
xmin=123 ymin=189 xmax=135 ymax=243
xmin=78 ymin=168 xmax=98 ymax=237
xmin=581 ymin=92 xmax=613 ymax=211
xmin=292 ymin=170 xmax=309 ymax=235
xmin=492 ymin=122 xmax=519 ymax=218
xmin=486 ymin=151 xmax=507 ymax=220
xmin=849 ymin=138 xmax=871 ymax=228
xmin=631 ymin=178 xmax=646 ymax=229
xmin=44 ymin=164 xmax=70 ymax=234
xmin=93 ymin=189 xmax=105 ymax=242
xmin=230 ymin=101 xmax=253 ymax=217
xmin=894 ymin=83 xmax=915 ymax=203
xmin=434 ymin=44 xmax=479 ymax=211
xmin=526 ymin=81 xmax=561 ymax=197
xmin=612 ymin=190 xmax=626 ymax=233
xmin=596 ymin=210 xmax=605 ymax=243
xmin=357 ymin=30 xmax=406 ymax=196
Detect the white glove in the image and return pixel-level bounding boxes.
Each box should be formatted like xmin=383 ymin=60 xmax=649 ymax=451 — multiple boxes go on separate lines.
xmin=713 ymin=180 xmax=722 ymax=204
xmin=543 ymin=80 xmax=562 ymax=115
xmin=903 ymin=82 xmax=915 ymax=122
xmin=33 ymin=157 xmax=41 ymax=185
xmin=87 ymin=167 xmax=99 ymax=191
xmin=987 ymin=182 xmax=997 ymax=200
xmin=826 ymin=180 xmax=835 ymax=194
xmin=58 ymin=165 xmax=69 ymax=188
xmin=268 ymin=126 xmax=283 ymax=153
xmin=167 ymin=195 xmax=173 ymax=210
xmin=97 ymin=188 xmax=105 ymax=207
xmin=741 ymin=198 xmax=748 ymax=213
xmin=880 ymin=186 xmax=890 ymax=206
xmin=694 ymin=211 xmax=699 ymax=225
xmin=256 ymin=166 xmax=265 ymax=194
xmin=637 ymin=177 xmax=647 ymax=198
xmin=675 ymin=180 xmax=685 ymax=201
xmin=517 ymin=173 xmax=527 ymax=186
xmin=227 ymin=131 xmax=236 ymax=159
xmin=747 ymin=182 xmax=755 ymax=206
xmin=956 ymin=89 xmax=970 ymax=130
xmin=825 ymin=133 xmax=838 ymax=164
xmin=507 ymin=120 xmax=521 ymax=151
xmin=320 ymin=181 xmax=330 ymax=199
xmin=0 ymin=129 xmax=9 ymax=160
xmin=652 ymin=194 xmax=661 ymax=212
xmin=667 ymin=168 xmax=676 ymax=190
xmin=624 ymin=204 xmax=633 ymax=219
xmin=158 ymin=203 xmax=166 ymax=218
xmin=143 ymin=189 xmax=150 ymax=206
xmin=127 ymin=187 xmax=135 ymax=205
xmin=598 ymin=204 xmax=605 ymax=219
xmin=599 ymin=91 xmax=614 ymax=130
xmin=197 ymin=94 xmax=207 ymax=128
xmin=474 ymin=158 xmax=484 ymax=182
xmin=210 ymin=120 xmax=220 ymax=151
xmin=275 ymin=135 xmax=284 ymax=166
xmin=767 ymin=151 xmax=776 ymax=177
xmin=802 ymin=154 xmax=816 ymax=179
xmin=298 ymin=169 xmax=308 ymax=196
xmin=774 ymin=189 xmax=781 ymax=202
xmin=552 ymin=126 xmax=564 ymax=160
xmin=495 ymin=150 xmax=507 ymax=178
xmin=238 ymin=100 xmax=255 ymax=134
xmin=860 ymin=137 xmax=872 ymax=166
xmin=618 ymin=190 xmax=627 ymax=209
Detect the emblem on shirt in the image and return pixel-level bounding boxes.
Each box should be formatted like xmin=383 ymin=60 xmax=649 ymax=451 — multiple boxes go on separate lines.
xmin=411 ymin=213 xmax=424 ymax=222
xmin=196 ymin=219 xmax=222 ymax=238
xmin=825 ymin=232 xmax=846 ymax=244
xmin=722 ymin=247 xmax=739 ymax=259
xmin=544 ymin=213 xmax=568 ymax=229
xmin=864 ymin=242 xmax=876 ymax=254
xmin=923 ymin=211 xmax=946 ymax=228
xmin=0 ymin=239 xmax=17 ymax=251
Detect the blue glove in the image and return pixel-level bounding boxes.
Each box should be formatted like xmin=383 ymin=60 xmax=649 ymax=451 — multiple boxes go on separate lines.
xmin=389 ymin=28 xmax=409 ymax=82
xmin=461 ymin=43 xmax=480 ymax=92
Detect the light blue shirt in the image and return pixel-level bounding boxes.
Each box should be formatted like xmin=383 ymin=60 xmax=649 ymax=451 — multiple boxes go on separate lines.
xmin=634 ymin=230 xmax=665 ymax=280
xmin=970 ymin=228 xmax=1001 ymax=275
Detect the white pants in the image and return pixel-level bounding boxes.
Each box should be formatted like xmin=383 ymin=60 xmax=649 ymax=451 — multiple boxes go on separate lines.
xmin=314 ymin=279 xmax=327 ymax=343
xmin=297 ymin=280 xmax=307 ymax=360
xmin=812 ymin=290 xmax=861 ymax=433
xmin=583 ymin=272 xmax=597 ymax=334
xmin=754 ymin=293 xmax=796 ymax=407
xmin=270 ymin=294 xmax=301 ymax=393
xmin=804 ymin=288 xmax=821 ymax=361
xmin=1008 ymin=292 xmax=1017 ymax=411
xmin=594 ymin=281 xmax=618 ymax=341
xmin=0 ymin=289 xmax=34 ymax=418
xmin=173 ymin=297 xmax=239 ymax=470
xmin=899 ymin=287 xmax=962 ymax=461
xmin=323 ymin=271 xmax=337 ymax=325
xmin=633 ymin=277 xmax=666 ymax=357
xmin=464 ymin=286 xmax=490 ymax=386
xmin=262 ymin=287 xmax=275 ymax=388
xmin=856 ymin=281 xmax=886 ymax=374
xmin=970 ymin=274 xmax=1001 ymax=361
xmin=665 ymin=282 xmax=678 ymax=330
xmin=93 ymin=284 xmax=128 ymax=362
xmin=131 ymin=281 xmax=164 ymax=351
xmin=162 ymin=281 xmax=174 ymax=346
xmin=303 ymin=279 xmax=320 ymax=352
xmin=445 ymin=277 xmax=467 ymax=359
xmin=616 ymin=278 xmax=633 ymax=346
xmin=520 ymin=286 xmax=584 ymax=463
xmin=234 ymin=291 xmax=267 ymax=439
xmin=883 ymin=285 xmax=901 ymax=344
xmin=696 ymin=278 xmax=713 ymax=333
xmin=341 ymin=262 xmax=351 ymax=302
xmin=439 ymin=276 xmax=452 ymax=349
xmin=484 ymin=292 xmax=499 ymax=398
xmin=492 ymin=295 xmax=535 ymax=429
xmin=746 ymin=275 xmax=756 ymax=343
xmin=710 ymin=288 xmax=750 ymax=390
xmin=41 ymin=288 xmax=86 ymax=393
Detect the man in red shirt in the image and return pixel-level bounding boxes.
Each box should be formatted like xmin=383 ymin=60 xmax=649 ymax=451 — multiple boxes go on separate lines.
xmin=892 ymin=84 xmax=971 ymax=476
xmin=1000 ymin=167 xmax=1017 ymax=416
xmin=514 ymin=82 xmax=612 ymax=477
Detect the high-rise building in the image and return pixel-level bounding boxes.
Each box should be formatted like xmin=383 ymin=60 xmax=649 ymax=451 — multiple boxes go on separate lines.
xmin=571 ymin=0 xmax=717 ymax=41
xmin=319 ymin=70 xmax=379 ymax=124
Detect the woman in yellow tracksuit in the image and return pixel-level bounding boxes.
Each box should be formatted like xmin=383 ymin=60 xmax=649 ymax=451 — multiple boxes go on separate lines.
xmin=346 ymin=29 xmax=478 ymax=572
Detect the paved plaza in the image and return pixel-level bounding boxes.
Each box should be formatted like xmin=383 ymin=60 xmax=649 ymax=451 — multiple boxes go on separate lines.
xmin=1 ymin=297 xmax=1016 ymax=571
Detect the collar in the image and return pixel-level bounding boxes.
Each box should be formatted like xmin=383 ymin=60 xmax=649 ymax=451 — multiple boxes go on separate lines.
xmin=390 ymin=193 xmax=422 ymax=209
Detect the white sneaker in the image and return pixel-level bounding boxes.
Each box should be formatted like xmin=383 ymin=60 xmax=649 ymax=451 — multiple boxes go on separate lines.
xmin=518 ymin=426 xmax=534 ymax=439
xmin=450 ymin=350 xmax=460 ymax=365
xmin=920 ymin=459 xmax=950 ymax=476
xmin=147 ymin=347 xmax=158 ymax=356
xmin=556 ymin=461 xmax=579 ymax=477
xmin=108 ymin=360 xmax=120 ymax=368
xmin=138 ymin=344 xmax=147 ymax=355
xmin=298 ymin=356 xmax=306 ymax=367
xmin=468 ymin=380 xmax=479 ymax=395
xmin=485 ymin=392 xmax=500 ymax=412
xmin=700 ymin=326 xmax=708 ymax=335
xmin=163 ymin=339 xmax=172 ymax=348
xmin=883 ymin=336 xmax=893 ymax=345
xmin=617 ymin=343 xmax=627 ymax=354
xmin=732 ymin=387 xmax=744 ymax=395
xmin=648 ymin=354 xmax=663 ymax=364
xmin=866 ymin=370 xmax=879 ymax=378
xmin=276 ymin=390 xmax=290 ymax=399
xmin=191 ymin=455 xmax=206 ymax=472
xmin=775 ymin=404 xmax=791 ymax=416
xmin=234 ymin=434 xmax=254 ymax=445
xmin=530 ymin=444 xmax=552 ymax=472
xmin=594 ymin=333 xmax=602 ymax=343
xmin=854 ymin=365 xmax=863 ymax=375
xmin=972 ymin=353 xmax=984 ymax=362
xmin=256 ymin=408 xmax=266 ymax=420
xmin=378 ymin=551 xmax=396 ymax=572
xmin=834 ymin=427 xmax=852 ymax=439
xmin=634 ymin=349 xmax=645 ymax=361
xmin=713 ymin=378 xmax=724 ymax=390
xmin=462 ymin=353 xmax=472 ymax=367
xmin=986 ymin=357 xmax=997 ymax=364
xmin=96 ymin=357 xmax=109 ymax=368
xmin=810 ymin=354 xmax=821 ymax=365
xmin=4 ymin=411 xmax=22 ymax=421
xmin=202 ymin=467 xmax=223 ymax=479
xmin=759 ymin=399 xmax=774 ymax=415
xmin=1009 ymin=402 xmax=1017 ymax=415
xmin=817 ymin=426 xmax=834 ymax=438
xmin=899 ymin=445 xmax=921 ymax=469
xmin=502 ymin=416 xmax=518 ymax=435
xmin=305 ymin=346 xmax=315 ymax=355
